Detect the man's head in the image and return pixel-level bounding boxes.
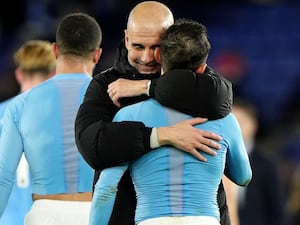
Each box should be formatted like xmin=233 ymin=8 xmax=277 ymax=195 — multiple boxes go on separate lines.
xmin=159 ymin=18 xmax=211 ymax=73
xmin=54 ymin=12 xmax=102 ymax=63
xmin=125 ymin=1 xmax=174 ymax=74
xmin=13 ymin=40 xmax=56 ymax=91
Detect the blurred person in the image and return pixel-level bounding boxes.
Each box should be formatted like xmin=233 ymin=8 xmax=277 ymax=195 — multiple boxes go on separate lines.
xmin=232 ymin=98 xmax=286 ymax=225
xmin=0 ymin=12 xmax=102 ymax=225
xmin=0 ymin=40 xmax=56 ymax=225
xmin=75 ymin=2 xmax=233 ymax=225
xmin=89 ymin=19 xmax=252 ymax=225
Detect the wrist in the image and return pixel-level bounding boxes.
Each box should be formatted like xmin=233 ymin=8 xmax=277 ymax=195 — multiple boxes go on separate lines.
xmin=150 ymin=128 xmax=160 ymax=148
xmin=146 ymin=80 xmax=151 ymax=96
xmin=156 ymin=127 xmax=170 ymax=146
xmin=141 ymin=80 xmax=151 ymax=96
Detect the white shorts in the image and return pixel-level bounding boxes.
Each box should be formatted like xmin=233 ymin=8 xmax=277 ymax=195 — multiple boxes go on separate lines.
xmin=24 ymin=199 xmax=91 ymax=225
xmin=138 ymin=216 xmax=220 ymax=225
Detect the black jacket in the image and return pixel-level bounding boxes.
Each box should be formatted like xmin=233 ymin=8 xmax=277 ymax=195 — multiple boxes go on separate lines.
xmin=155 ymin=68 xmax=232 ymax=119
xmin=75 ymin=39 xmax=232 ymax=225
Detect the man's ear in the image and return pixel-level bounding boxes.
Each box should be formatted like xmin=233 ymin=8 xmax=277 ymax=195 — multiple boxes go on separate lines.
xmin=52 ymin=42 xmax=59 ymax=59
xmin=124 ymin=29 xmax=129 ymax=49
xmin=154 ymin=47 xmax=161 ymax=63
xmin=196 ymin=64 xmax=207 ymax=74
xmin=93 ymin=48 xmax=102 ymax=64
xmin=15 ymin=68 xmax=24 ymax=85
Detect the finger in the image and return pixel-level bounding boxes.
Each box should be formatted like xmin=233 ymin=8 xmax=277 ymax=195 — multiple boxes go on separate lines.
xmin=200 ymin=136 xmax=221 ymax=150
xmin=190 ymin=149 xmax=207 ymax=162
xmin=197 ymin=143 xmax=218 ymax=156
xmin=185 ymin=117 xmax=208 ymax=125
xmin=201 ymin=131 xmax=222 ymax=141
xmin=111 ymin=95 xmax=121 ymax=107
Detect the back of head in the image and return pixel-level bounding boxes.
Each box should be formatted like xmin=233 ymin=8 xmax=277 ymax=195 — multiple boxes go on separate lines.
xmin=127 ymin=1 xmax=174 ymax=33
xmin=13 ymin=40 xmax=56 ymax=77
xmin=160 ymin=18 xmax=211 ymax=72
xmin=56 ymin=12 xmax=102 ymax=58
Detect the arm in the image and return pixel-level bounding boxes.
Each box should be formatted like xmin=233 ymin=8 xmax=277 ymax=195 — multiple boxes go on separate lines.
xmin=224 ymin=114 xmax=252 ymax=186
xmin=154 ymin=68 xmax=233 ymax=120
xmin=222 ymin=175 xmax=240 ymax=225
xmin=0 ymin=106 xmax=23 ymax=216
xmin=90 ymin=164 xmax=128 ymax=225
xmin=75 ymin=75 xmax=152 ymax=170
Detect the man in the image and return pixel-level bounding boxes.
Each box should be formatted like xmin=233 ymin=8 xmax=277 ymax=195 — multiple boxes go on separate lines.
xmin=90 ymin=19 xmax=251 ymax=225
xmin=232 ymin=99 xmax=286 ymax=225
xmin=0 ymin=40 xmax=56 ymax=225
xmin=75 ymin=2 xmax=232 ymax=225
xmin=0 ymin=13 xmax=102 ymax=225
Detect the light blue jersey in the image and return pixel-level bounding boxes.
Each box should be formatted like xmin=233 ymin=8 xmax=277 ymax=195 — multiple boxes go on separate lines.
xmin=0 ymin=74 xmax=94 ymax=217
xmin=90 ymin=99 xmax=252 ymax=225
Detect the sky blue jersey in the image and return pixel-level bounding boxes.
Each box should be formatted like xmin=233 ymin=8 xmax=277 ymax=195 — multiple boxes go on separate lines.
xmin=90 ymin=99 xmax=252 ymax=225
xmin=0 ymin=74 xmax=94 ymax=217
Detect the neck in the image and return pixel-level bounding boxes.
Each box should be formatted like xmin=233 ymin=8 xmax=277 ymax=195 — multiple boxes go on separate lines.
xmin=21 ymin=75 xmax=51 ymax=92
xmin=55 ymin=56 xmax=93 ymax=76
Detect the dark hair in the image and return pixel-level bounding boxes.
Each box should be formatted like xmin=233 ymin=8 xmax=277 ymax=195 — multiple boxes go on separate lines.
xmin=56 ymin=12 xmax=102 ymax=57
xmin=160 ymin=18 xmax=211 ymax=72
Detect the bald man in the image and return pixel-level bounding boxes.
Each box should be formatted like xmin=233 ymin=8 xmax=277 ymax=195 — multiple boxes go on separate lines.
xmin=75 ymin=2 xmax=232 ymax=225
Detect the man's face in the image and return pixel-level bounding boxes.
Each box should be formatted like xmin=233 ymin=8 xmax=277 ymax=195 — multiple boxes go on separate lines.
xmin=125 ymin=28 xmax=161 ymax=74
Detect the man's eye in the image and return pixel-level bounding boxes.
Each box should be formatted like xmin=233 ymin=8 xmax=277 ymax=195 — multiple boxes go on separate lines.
xmin=134 ymin=46 xmax=143 ymax=50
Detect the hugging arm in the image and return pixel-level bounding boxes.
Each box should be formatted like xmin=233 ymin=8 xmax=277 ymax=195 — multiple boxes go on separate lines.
xmin=75 ymin=75 xmax=153 ymax=170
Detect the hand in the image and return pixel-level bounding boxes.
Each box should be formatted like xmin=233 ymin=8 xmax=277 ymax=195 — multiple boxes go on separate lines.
xmin=107 ymin=78 xmax=149 ymax=107
xmin=157 ymin=117 xmax=222 ymax=162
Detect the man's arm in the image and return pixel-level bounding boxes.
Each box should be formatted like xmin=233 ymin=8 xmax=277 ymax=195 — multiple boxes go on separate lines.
xmin=90 ymin=164 xmax=128 ymax=225
xmin=224 ymin=114 xmax=252 ymax=186
xmin=154 ymin=68 xmax=233 ymax=120
xmin=75 ymin=75 xmax=152 ymax=170
xmin=0 ymin=106 xmax=24 ymax=216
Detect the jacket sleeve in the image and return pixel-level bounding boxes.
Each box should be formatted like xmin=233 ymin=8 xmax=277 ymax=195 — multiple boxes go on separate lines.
xmin=75 ymin=75 xmax=152 ymax=170
xmin=153 ymin=68 xmax=233 ymax=120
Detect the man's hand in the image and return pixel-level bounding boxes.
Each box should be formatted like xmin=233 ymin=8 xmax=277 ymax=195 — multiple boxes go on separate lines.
xmin=107 ymin=78 xmax=149 ymax=107
xmin=157 ymin=118 xmax=222 ymax=162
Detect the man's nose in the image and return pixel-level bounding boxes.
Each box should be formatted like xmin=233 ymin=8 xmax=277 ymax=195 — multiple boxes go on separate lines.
xmin=141 ymin=49 xmax=154 ymax=63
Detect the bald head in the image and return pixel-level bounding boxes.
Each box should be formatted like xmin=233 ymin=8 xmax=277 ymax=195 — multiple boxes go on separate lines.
xmin=127 ymin=1 xmax=174 ymax=32
xmin=124 ymin=1 xmax=174 ymax=74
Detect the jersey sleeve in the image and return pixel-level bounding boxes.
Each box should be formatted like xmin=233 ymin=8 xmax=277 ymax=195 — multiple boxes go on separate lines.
xmin=89 ymin=164 xmax=128 ymax=225
xmin=0 ymin=102 xmax=24 ymax=216
xmin=222 ymin=114 xmax=252 ymax=186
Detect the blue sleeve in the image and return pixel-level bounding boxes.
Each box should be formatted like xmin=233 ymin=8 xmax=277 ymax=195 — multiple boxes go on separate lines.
xmin=223 ymin=114 xmax=252 ymax=186
xmin=0 ymin=103 xmax=23 ymax=216
xmin=89 ymin=164 xmax=128 ymax=225
xmin=89 ymin=110 xmax=133 ymax=225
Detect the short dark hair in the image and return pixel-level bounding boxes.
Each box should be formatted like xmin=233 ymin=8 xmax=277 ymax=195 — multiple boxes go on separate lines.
xmin=160 ymin=18 xmax=211 ymax=72
xmin=56 ymin=12 xmax=102 ymax=57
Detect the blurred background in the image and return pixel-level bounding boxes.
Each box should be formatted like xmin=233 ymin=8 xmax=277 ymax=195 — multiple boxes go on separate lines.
xmin=0 ymin=0 xmax=299 ymax=224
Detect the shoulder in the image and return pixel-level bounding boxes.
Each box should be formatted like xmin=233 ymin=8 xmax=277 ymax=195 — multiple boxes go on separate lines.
xmin=92 ymin=67 xmax=121 ymax=86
